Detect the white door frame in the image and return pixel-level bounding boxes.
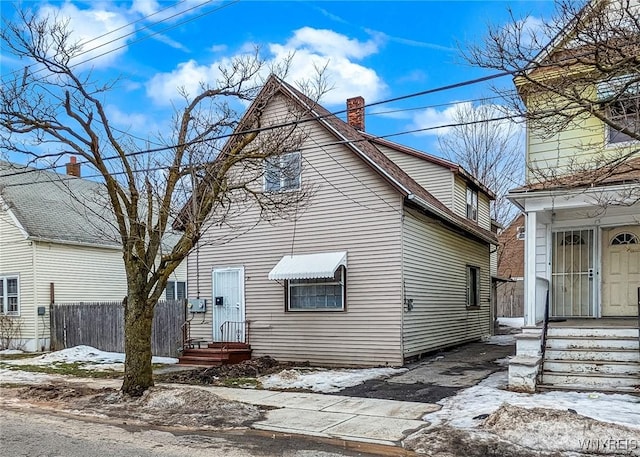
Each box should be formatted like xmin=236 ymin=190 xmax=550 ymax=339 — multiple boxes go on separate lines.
xmin=212 ymin=266 xmax=245 ymax=342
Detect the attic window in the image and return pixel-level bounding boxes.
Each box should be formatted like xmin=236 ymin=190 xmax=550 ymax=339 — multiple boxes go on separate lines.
xmin=611 ymin=232 xmax=638 ymax=245
xmin=264 ymin=152 xmax=301 ymax=192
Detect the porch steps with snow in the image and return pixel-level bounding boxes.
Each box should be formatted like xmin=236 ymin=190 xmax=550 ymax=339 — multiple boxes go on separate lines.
xmin=178 ymin=342 xmax=252 ymax=367
xmin=538 ymin=325 xmax=640 ymax=395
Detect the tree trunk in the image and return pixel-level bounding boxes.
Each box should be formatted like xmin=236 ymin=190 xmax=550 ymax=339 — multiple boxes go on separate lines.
xmin=121 ymin=292 xmax=155 ymax=396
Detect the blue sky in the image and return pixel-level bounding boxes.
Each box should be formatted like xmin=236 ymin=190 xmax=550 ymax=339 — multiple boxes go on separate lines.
xmin=0 ymin=0 xmax=558 ymax=162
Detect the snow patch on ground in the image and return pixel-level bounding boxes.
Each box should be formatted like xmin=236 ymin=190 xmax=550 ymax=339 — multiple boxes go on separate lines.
xmin=2 ymin=345 xmax=178 ymax=369
xmin=496 ymin=317 xmax=524 ymax=329
xmin=259 ymin=367 xmax=407 ymax=393
xmin=0 ymin=368 xmax=60 ymax=384
xmin=0 ymin=349 xmax=24 ymax=355
xmin=423 ymin=372 xmax=640 ymax=430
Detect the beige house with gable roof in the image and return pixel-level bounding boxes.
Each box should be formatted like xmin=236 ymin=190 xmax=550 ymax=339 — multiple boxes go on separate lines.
xmin=182 ymin=76 xmax=498 ymax=367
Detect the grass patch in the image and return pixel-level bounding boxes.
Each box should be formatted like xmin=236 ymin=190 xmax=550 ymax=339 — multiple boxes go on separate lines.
xmin=0 ymin=362 xmax=122 ymax=379
xmin=0 ymin=353 xmax=36 ymax=360
xmin=222 ymin=377 xmax=263 ymax=389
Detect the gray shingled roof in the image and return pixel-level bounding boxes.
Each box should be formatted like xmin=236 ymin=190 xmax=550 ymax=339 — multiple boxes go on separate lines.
xmin=0 ymin=161 xmax=121 ymax=247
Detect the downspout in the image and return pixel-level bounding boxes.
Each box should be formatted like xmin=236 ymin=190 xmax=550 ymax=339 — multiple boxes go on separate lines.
xmin=31 ymin=240 xmax=38 ymax=351
xmin=400 ymin=196 xmax=405 ymax=365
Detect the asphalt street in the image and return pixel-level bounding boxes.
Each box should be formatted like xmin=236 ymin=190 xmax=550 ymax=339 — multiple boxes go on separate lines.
xmin=0 ymin=407 xmax=382 ymax=457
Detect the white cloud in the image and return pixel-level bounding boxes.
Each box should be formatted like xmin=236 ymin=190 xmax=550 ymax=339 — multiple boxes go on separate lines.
xmin=146 ymin=27 xmax=387 ymax=107
xmin=410 ymin=102 xmax=525 ymax=138
xmin=146 ymin=59 xmax=224 ymax=104
xmin=285 ymin=27 xmax=379 ymax=60
xmin=37 ymin=3 xmax=135 ymax=69
xmin=411 ymin=102 xmax=471 ymax=136
xmin=106 ymin=105 xmax=160 ymax=136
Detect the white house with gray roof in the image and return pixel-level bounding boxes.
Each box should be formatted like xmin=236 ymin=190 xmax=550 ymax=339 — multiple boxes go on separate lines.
xmin=0 ymin=160 xmax=186 ymax=351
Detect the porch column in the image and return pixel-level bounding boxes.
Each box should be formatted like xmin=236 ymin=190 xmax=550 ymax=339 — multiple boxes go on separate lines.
xmin=524 ymin=211 xmax=537 ymax=327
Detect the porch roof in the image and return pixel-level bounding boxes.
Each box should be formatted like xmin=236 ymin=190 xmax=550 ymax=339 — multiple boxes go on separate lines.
xmin=268 ymin=251 xmax=347 ymax=280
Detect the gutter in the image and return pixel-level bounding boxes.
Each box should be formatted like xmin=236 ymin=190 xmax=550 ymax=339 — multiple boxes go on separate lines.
xmin=407 ymin=194 xmax=497 ymax=245
xmin=27 ymin=236 xmax=122 ymax=251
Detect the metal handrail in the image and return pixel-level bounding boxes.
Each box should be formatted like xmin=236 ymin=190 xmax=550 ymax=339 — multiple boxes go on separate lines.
xmin=537 ymin=289 xmax=550 ymax=386
xmin=180 ymin=320 xmax=191 ymax=351
xmin=219 ymin=320 xmax=250 ymax=344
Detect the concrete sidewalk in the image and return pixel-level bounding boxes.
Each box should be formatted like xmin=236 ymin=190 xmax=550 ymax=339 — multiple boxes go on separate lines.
xmin=196 ymin=385 xmax=440 ymax=446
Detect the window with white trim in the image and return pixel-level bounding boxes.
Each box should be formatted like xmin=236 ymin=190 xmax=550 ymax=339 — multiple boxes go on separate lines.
xmin=0 ymin=276 xmax=19 ymax=316
xmin=287 ymin=267 xmax=345 ymax=311
xmin=466 ymin=266 xmax=480 ymax=308
xmin=264 ymin=152 xmax=301 ymax=192
xmin=165 ymin=281 xmax=186 ymax=301
xmin=466 ymin=187 xmax=478 ymax=221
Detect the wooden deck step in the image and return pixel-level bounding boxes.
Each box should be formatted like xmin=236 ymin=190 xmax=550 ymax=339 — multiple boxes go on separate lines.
xmin=178 ymin=342 xmax=252 ymax=367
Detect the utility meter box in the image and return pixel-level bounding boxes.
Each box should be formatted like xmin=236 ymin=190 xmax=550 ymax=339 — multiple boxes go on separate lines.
xmin=187 ymin=298 xmax=207 ymax=313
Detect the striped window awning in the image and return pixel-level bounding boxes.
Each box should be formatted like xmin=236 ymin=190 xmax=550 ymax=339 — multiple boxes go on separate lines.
xmin=268 ymin=251 xmax=347 ymax=280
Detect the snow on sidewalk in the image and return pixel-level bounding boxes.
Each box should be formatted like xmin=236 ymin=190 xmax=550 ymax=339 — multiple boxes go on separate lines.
xmin=423 ymin=371 xmax=640 ymax=430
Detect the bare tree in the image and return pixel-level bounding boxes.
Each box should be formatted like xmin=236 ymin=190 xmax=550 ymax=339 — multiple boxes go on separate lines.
xmin=465 ymin=0 xmax=639 ymax=187
xmin=437 ymin=101 xmax=523 ymax=225
xmin=0 ymin=9 xmax=320 ymax=395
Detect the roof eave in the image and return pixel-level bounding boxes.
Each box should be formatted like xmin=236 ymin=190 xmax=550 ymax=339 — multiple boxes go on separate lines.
xmin=407 ymin=194 xmax=498 ymax=245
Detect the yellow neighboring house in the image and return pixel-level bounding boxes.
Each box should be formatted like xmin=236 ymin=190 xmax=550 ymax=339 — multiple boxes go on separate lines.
xmin=507 ymin=0 xmax=639 ymax=393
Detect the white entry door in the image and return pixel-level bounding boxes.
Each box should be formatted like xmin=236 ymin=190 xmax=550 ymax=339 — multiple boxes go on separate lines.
xmin=212 ymin=267 xmax=245 ymax=342
xmin=602 ymin=226 xmax=640 ymax=317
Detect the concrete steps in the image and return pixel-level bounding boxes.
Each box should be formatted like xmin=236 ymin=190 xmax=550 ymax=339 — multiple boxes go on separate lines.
xmin=541 ymin=325 xmax=640 ymax=394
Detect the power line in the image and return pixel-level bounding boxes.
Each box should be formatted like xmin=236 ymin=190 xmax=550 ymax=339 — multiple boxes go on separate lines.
xmin=0 ymin=69 xmax=523 ymax=182
xmin=0 ymin=0 xmax=237 ymax=88
xmin=0 ymin=106 xmax=531 ymax=189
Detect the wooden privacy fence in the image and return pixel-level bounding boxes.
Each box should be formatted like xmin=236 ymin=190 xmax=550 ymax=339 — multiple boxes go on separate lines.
xmin=50 ymin=300 xmax=185 ymax=357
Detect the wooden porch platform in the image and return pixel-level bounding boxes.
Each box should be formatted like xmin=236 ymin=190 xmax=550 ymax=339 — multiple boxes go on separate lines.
xmin=178 ymin=342 xmax=252 ymax=367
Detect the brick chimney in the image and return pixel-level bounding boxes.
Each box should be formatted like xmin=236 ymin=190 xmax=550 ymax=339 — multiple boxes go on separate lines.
xmin=66 ymin=156 xmax=81 ymax=177
xmin=346 ymin=96 xmax=365 ymax=131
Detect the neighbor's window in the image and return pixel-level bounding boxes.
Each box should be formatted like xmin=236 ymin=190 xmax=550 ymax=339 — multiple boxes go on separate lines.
xmin=165 ymin=281 xmax=186 ymax=301
xmin=287 ymin=267 xmax=345 ymax=311
xmin=466 ymin=187 xmax=478 ymax=221
xmin=0 ymin=276 xmax=19 ymax=315
xmin=265 ymin=152 xmax=301 ymax=192
xmin=607 ymin=96 xmax=639 ymax=144
xmin=466 ymin=266 xmax=480 ymax=308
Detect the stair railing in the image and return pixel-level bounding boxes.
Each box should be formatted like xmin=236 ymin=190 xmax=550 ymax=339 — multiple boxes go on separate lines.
xmin=536 ymin=289 xmax=550 ymax=386
xmin=180 ymin=320 xmax=191 ymax=352
xmin=219 ymin=320 xmax=250 ymax=344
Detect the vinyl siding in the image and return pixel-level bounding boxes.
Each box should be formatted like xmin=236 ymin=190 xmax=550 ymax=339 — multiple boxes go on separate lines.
xmin=454 ymin=177 xmax=491 ymax=231
xmin=402 ymin=208 xmax=491 ymax=356
xmin=535 ymin=222 xmax=548 ymax=278
xmin=526 ymin=88 xmax=639 ymax=181
xmin=1 ymin=204 xmax=188 ymax=351
xmin=188 ymin=96 xmax=405 ymax=366
xmin=0 ymin=211 xmax=35 ymax=349
xmin=477 ymin=192 xmax=491 ymax=231
xmin=375 ymin=145 xmax=454 ymax=208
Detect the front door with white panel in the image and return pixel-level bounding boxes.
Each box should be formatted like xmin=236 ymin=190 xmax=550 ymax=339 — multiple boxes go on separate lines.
xmin=212 ymin=267 xmax=245 ymax=342
xmin=602 ymin=226 xmax=640 ymax=317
